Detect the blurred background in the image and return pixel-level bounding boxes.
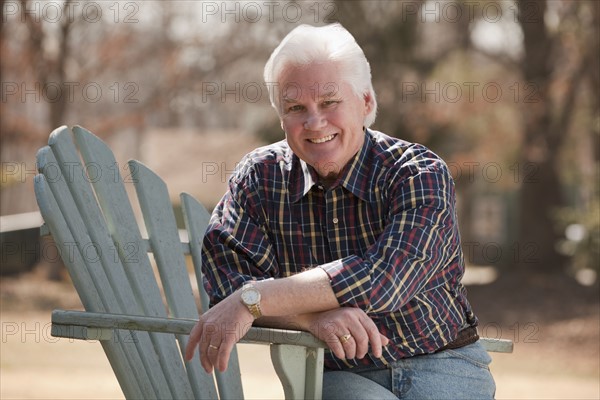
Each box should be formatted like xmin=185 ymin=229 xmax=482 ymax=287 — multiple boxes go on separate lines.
xmin=1 ymin=0 xmax=598 ymax=398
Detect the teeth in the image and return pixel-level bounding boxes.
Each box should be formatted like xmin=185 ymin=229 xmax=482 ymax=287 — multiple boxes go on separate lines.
xmin=309 ymin=134 xmax=335 ymax=144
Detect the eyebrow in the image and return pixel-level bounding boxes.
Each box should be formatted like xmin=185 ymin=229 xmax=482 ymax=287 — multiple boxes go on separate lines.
xmin=282 ymin=90 xmax=338 ymax=103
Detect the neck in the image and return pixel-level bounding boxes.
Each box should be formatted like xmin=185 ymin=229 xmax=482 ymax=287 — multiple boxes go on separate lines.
xmin=318 ymin=171 xmax=338 ymax=189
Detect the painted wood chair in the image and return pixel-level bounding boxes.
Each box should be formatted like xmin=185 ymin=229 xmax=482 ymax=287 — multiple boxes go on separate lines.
xmin=35 ymin=125 xmax=325 ymax=400
xmin=35 ymin=125 xmax=513 ymax=400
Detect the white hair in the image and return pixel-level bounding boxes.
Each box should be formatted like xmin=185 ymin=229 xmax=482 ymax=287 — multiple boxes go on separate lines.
xmin=264 ymin=23 xmax=377 ymax=128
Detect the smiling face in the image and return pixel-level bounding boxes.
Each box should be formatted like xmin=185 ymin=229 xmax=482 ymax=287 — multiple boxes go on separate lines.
xmin=278 ymin=62 xmax=373 ymax=180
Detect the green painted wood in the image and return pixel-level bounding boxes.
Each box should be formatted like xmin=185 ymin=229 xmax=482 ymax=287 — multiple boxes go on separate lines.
xmin=270 ymin=343 xmax=324 ymax=400
xmin=130 ymin=160 xmax=218 ymax=400
xmin=72 ymin=126 xmax=203 ymax=399
xmin=45 ymin=127 xmax=176 ymax=399
xmin=37 ymin=141 xmax=157 ymax=398
xmin=34 ymin=170 xmax=144 ymax=399
xmin=51 ymin=324 xmax=113 ymax=341
xmin=72 ymin=126 xmax=165 ymax=316
xmin=52 ymin=310 xmax=328 ymax=348
xmin=180 ymin=193 xmax=211 ymax=314
xmin=270 ymin=344 xmax=307 ymax=400
xmin=181 ymin=193 xmax=245 ymax=400
xmin=303 ymin=347 xmax=324 ymax=400
xmin=52 ymin=306 xmax=328 ymax=400
xmin=480 ymin=338 xmax=514 ymax=353
xmin=129 ymin=160 xmax=196 ymax=319
xmin=39 ymin=126 xmax=329 ymax=400
xmin=40 ymin=223 xmax=50 ymax=236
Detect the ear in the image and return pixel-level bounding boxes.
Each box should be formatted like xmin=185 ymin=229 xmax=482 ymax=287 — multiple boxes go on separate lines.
xmin=363 ymin=92 xmax=374 ymax=116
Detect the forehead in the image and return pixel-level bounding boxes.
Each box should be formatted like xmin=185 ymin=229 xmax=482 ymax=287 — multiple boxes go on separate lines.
xmin=278 ymin=62 xmax=350 ymax=101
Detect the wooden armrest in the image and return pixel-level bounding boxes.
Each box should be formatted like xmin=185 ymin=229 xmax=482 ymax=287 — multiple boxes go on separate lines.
xmin=51 ymin=309 xmax=326 ymax=348
xmin=52 ymin=309 xmax=511 ymax=352
xmin=52 ymin=309 xmax=326 ymax=399
xmin=479 ymin=337 xmax=514 ymax=353
xmin=51 ymin=309 xmax=510 ymax=400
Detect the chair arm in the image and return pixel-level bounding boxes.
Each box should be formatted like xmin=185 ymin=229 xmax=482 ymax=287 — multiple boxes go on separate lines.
xmin=51 ymin=309 xmax=326 ymax=348
xmin=479 ymin=337 xmax=514 ymax=353
xmin=52 ymin=309 xmax=327 ymax=399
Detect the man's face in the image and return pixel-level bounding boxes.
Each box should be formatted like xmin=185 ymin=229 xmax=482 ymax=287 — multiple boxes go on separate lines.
xmin=278 ymin=62 xmax=373 ymax=180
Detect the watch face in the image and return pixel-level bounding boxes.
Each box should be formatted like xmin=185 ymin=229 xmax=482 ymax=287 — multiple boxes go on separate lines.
xmin=242 ymin=287 xmax=260 ymax=305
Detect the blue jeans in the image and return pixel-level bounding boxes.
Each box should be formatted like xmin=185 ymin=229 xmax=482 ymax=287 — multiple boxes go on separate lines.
xmin=322 ymin=341 xmax=495 ymax=399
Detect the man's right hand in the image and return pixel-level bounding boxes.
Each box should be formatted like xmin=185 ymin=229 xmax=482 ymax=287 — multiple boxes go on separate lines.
xmin=306 ymin=307 xmax=389 ymax=360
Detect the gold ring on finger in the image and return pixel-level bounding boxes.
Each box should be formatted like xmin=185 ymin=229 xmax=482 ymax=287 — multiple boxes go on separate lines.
xmin=339 ymin=333 xmax=352 ymax=344
xmin=208 ymin=344 xmax=219 ymax=350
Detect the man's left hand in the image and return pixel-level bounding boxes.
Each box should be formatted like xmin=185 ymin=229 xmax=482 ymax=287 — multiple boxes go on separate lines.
xmin=184 ymin=292 xmax=254 ymax=373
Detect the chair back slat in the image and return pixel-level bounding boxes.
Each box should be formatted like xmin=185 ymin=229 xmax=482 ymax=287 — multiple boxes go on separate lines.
xmin=130 ymin=160 xmax=219 ymax=399
xmin=72 ymin=126 xmax=164 ymax=314
xmin=71 ymin=126 xmax=198 ymax=399
xmin=180 ymin=193 xmax=212 ymax=313
xmin=33 ymin=164 xmax=103 ymax=311
xmin=129 ymin=161 xmax=196 ymax=317
xmin=36 ymin=126 xmax=251 ymax=399
xmin=47 ymin=127 xmax=181 ymax=398
xmin=34 ymin=156 xmax=147 ymax=399
xmin=37 ymin=127 xmax=203 ymax=398
xmin=181 ymin=193 xmax=245 ymax=400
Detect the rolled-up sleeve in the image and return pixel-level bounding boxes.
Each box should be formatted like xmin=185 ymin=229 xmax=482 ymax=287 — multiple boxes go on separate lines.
xmin=320 ymin=154 xmax=462 ymax=314
xmin=202 ymin=171 xmax=278 ymax=305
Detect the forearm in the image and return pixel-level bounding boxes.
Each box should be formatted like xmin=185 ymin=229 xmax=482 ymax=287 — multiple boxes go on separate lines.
xmin=252 ymin=267 xmax=339 ymax=318
xmin=255 ymin=314 xmax=315 ymax=332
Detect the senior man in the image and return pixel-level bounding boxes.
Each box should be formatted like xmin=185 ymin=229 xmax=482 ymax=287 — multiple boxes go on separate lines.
xmin=186 ymin=23 xmax=495 ymax=399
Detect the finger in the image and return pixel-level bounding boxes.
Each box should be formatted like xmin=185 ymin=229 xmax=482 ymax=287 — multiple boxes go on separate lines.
xmin=199 ymin=340 xmax=212 ymax=374
xmin=185 ymin=321 xmax=203 ymax=361
xmin=347 ymin=327 xmax=369 ymax=359
xmin=339 ymin=332 xmax=357 ymax=359
xmin=200 ymin=338 xmax=217 ymax=374
xmin=207 ymin=340 xmax=221 ymax=363
xmin=324 ymin=330 xmax=346 ymax=360
xmin=205 ymin=339 xmax=222 ymax=373
xmin=380 ymin=333 xmax=390 ymax=346
xmin=215 ymin=336 xmax=236 ymax=372
xmin=199 ymin=324 xmax=219 ymax=373
xmin=315 ymin=322 xmax=345 ymax=359
xmin=361 ymin=318 xmax=383 ymax=358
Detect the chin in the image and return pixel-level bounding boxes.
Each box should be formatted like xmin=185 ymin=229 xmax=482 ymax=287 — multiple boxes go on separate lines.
xmin=322 ymin=171 xmax=338 ymax=180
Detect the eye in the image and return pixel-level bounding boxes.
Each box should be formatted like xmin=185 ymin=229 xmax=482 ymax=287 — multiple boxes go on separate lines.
xmin=287 ymin=104 xmax=304 ymax=113
xmin=322 ymin=100 xmax=340 ymax=107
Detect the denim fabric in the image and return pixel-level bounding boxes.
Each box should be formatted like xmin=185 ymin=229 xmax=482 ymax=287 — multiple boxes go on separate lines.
xmin=322 ymin=341 xmax=495 ymax=399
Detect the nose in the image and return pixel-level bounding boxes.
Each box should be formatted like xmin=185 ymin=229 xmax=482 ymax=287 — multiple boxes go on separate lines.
xmin=304 ymin=110 xmax=326 ymax=131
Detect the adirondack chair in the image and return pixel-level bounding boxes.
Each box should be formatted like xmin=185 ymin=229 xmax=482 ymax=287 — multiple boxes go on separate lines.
xmin=35 ymin=125 xmax=326 ymax=400
xmin=35 ymin=126 xmax=513 ymax=400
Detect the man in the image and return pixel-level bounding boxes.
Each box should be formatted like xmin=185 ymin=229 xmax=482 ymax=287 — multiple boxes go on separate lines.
xmin=186 ymin=23 xmax=495 ymax=399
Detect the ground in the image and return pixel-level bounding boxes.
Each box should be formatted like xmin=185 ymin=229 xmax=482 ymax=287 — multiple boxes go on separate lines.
xmin=1 ymin=265 xmax=599 ymax=399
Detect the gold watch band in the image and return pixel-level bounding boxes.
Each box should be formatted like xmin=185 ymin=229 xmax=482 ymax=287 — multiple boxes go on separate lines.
xmin=247 ymin=303 xmax=262 ymax=319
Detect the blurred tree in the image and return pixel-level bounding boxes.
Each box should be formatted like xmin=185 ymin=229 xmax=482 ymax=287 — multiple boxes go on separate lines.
xmin=1 ymin=1 xmax=240 ymax=211
xmin=1 ymin=0 xmax=597 ymax=277
xmin=1 ymin=0 xmax=160 ymax=213
xmin=330 ymin=0 xmax=598 ymax=274
xmin=514 ymin=0 xmax=597 ymax=272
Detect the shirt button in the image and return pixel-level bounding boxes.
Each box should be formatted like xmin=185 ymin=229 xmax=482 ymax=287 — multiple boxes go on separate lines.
xmin=332 ymin=218 xmax=339 ymax=224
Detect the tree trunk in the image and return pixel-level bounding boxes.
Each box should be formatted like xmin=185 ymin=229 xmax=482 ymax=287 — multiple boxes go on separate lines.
xmin=516 ymin=0 xmax=568 ymax=271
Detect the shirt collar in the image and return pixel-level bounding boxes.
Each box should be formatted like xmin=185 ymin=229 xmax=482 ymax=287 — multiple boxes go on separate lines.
xmin=289 ymin=157 xmax=317 ymax=203
xmin=289 ymin=130 xmax=375 ymax=203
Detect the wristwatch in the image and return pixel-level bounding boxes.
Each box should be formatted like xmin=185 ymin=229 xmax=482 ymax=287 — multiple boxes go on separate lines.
xmin=240 ymin=283 xmax=263 ymax=319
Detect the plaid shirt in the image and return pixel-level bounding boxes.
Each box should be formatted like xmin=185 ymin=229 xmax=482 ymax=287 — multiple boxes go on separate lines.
xmin=202 ymin=129 xmax=477 ymax=370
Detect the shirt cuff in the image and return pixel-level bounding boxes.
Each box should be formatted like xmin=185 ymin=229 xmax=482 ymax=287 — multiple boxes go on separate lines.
xmin=320 ymin=255 xmax=371 ymax=309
